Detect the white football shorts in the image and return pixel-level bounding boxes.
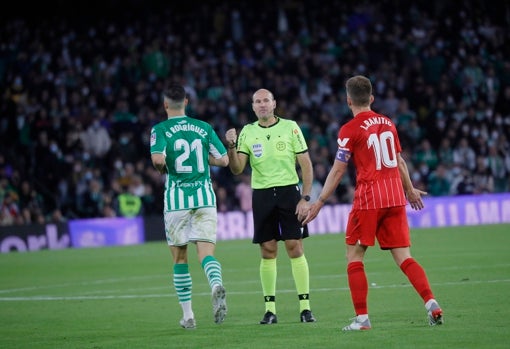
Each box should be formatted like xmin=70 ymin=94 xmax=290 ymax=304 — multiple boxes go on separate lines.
xmin=164 ymin=207 xmax=217 ymax=246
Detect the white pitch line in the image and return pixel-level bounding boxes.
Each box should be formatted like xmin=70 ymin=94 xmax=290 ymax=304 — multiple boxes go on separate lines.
xmin=0 ymin=279 xmax=509 ymax=302
xmin=0 ymin=275 xmax=171 ymax=294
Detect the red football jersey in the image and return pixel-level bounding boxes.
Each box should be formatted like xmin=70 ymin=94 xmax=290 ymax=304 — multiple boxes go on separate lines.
xmin=336 ymin=110 xmax=407 ymax=210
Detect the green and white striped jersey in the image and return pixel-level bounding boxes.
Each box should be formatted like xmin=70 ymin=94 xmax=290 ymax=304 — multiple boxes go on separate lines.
xmin=150 ymin=115 xmax=227 ymax=211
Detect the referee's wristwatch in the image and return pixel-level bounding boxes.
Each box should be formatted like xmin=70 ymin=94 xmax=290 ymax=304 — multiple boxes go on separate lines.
xmin=301 ymin=195 xmax=311 ymax=202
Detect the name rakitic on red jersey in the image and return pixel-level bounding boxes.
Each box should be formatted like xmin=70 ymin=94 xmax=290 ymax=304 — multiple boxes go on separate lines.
xmin=359 ymin=116 xmax=393 ymax=130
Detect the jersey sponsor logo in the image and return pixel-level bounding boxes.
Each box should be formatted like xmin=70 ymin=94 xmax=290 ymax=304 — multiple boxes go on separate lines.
xmin=337 ymin=137 xmax=350 ymax=147
xmin=175 ymin=180 xmax=204 ymax=188
xmin=253 ymin=143 xmax=263 ymax=157
xmin=150 ymin=132 xmax=156 ymax=146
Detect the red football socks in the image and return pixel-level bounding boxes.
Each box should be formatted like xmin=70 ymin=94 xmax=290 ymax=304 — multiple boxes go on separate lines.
xmin=400 ymin=257 xmax=434 ymax=302
xmin=347 ymin=261 xmax=368 ymax=315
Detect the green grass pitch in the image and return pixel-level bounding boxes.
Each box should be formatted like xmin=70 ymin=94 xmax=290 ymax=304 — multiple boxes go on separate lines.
xmin=1 ymin=224 xmax=509 ymax=349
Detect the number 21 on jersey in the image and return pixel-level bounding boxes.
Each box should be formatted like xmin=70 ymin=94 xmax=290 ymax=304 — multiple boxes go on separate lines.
xmin=174 ymin=139 xmax=205 ymax=173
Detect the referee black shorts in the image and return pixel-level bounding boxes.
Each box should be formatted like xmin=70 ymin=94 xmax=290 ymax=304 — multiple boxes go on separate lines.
xmin=251 ymin=184 xmax=309 ymax=244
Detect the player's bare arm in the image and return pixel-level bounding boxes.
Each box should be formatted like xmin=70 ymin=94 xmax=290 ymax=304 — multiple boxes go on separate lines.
xmin=209 ymin=154 xmax=229 ymax=167
xmin=397 ymin=153 xmax=427 ymax=210
xmin=151 ymin=153 xmax=167 ymax=174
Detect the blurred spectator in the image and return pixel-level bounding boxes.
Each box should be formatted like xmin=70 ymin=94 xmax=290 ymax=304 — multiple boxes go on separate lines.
xmin=142 ymin=39 xmax=170 ymax=80
xmin=395 ymin=98 xmax=417 ymax=129
xmin=19 ymin=208 xmax=33 ymax=224
xmin=413 ymin=139 xmax=438 ymax=171
xmin=80 ymin=117 xmax=112 ymax=160
xmin=451 ymin=167 xmax=476 ymax=196
xmin=48 ymin=208 xmax=67 ymax=224
xmin=401 ymin=119 xmax=423 ymax=146
xmin=0 ymin=191 xmax=20 ymax=225
xmin=114 ymin=184 xmax=143 ymax=217
xmin=378 ymin=88 xmax=400 ymax=117
xmin=459 ymin=55 xmax=485 ymax=105
xmin=112 ymin=99 xmax=138 ymax=135
xmin=102 ymin=204 xmax=118 ymax=218
xmin=427 ymin=164 xmax=452 ymax=197
xmin=17 ymin=180 xmax=45 ymax=218
xmin=487 ymin=145 xmax=508 ymax=193
xmin=111 ymin=132 xmax=140 ymax=164
xmin=215 ymin=186 xmax=233 ymax=213
xmin=78 ymin=178 xmax=104 ymax=218
xmin=437 ymin=138 xmax=455 ymax=169
xmin=114 ymin=162 xmax=137 ymax=191
xmin=472 ymin=156 xmax=495 ymax=194
xmin=235 ymin=173 xmax=252 ymax=212
xmin=422 ymin=45 xmax=446 ymax=85
xmin=452 ymin=138 xmax=476 ymax=171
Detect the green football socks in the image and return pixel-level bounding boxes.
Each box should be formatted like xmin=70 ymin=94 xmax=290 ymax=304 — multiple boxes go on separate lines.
xmin=202 ymin=255 xmax=223 ymax=290
xmin=173 ymin=263 xmax=193 ymax=319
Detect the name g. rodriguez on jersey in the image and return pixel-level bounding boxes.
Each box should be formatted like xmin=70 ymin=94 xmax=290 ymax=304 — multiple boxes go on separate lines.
xmin=165 ymin=124 xmax=208 ymax=138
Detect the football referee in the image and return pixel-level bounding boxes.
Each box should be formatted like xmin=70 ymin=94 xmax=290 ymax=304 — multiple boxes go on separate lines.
xmin=225 ymin=88 xmax=316 ymax=324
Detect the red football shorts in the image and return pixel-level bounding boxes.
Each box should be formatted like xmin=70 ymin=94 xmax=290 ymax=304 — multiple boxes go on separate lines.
xmin=345 ymin=206 xmax=410 ymax=249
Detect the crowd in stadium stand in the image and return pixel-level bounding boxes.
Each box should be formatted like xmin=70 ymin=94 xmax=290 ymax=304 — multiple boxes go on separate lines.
xmin=1 ymin=0 xmax=509 ymax=225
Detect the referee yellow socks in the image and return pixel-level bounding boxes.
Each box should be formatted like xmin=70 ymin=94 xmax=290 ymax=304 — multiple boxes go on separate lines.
xmin=291 ymin=255 xmax=311 ymax=312
xmin=260 ymin=258 xmax=277 ymax=313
